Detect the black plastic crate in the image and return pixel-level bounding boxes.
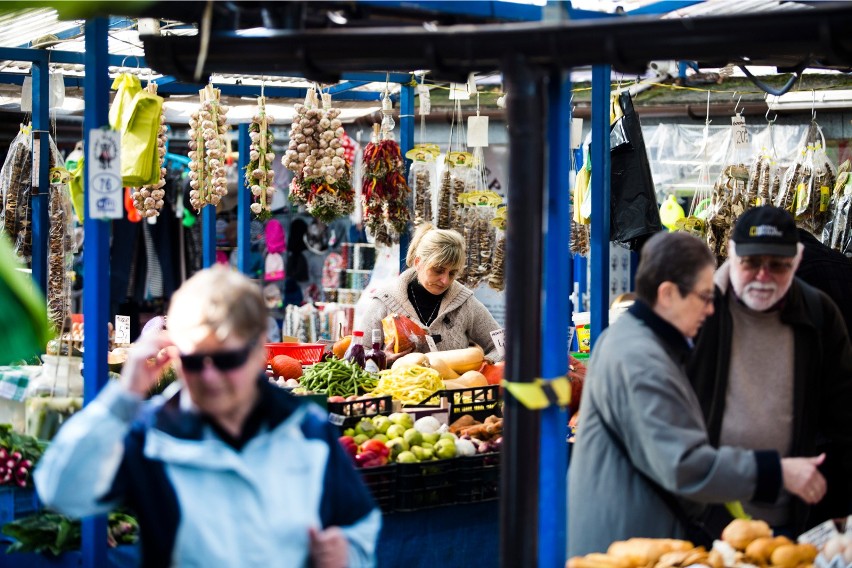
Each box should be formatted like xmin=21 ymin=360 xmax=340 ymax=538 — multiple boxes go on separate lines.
xmin=327 ymin=396 xmax=393 ymax=429
xmin=446 ymin=385 xmax=502 ymax=424
xmin=454 ymin=453 xmax=501 ymax=504
xmin=395 ymin=459 xmax=456 ymax=511
xmin=358 ymin=464 xmax=396 ymax=513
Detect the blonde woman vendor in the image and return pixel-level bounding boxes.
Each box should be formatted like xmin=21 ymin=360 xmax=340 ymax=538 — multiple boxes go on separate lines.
xmin=357 ymin=223 xmax=503 ymax=362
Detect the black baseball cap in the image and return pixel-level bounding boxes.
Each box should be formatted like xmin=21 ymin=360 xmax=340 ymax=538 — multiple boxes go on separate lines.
xmin=732 ymin=206 xmax=799 ymax=257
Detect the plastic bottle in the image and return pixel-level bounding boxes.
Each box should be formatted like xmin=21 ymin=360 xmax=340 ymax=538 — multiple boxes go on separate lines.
xmin=344 ymin=330 xmax=366 ymax=369
xmin=364 ymin=329 xmax=387 ymax=373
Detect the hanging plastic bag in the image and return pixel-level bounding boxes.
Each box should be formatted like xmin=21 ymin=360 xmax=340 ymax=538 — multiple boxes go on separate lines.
xmin=609 ymin=92 xmax=662 ymax=250
xmin=609 ymin=94 xmax=632 ymax=152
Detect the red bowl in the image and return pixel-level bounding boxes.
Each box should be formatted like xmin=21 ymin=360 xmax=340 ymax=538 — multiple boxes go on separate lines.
xmin=266 ymin=343 xmax=325 ymax=365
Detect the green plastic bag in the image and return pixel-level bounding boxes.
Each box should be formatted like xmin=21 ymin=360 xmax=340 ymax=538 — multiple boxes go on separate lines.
xmin=68 ymin=158 xmax=84 ymax=222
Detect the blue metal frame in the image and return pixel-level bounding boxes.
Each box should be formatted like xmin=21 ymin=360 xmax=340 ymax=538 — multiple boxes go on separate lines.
xmin=539 ymin=70 xmax=571 ymax=568
xmin=398 ymin=83 xmax=415 ymax=271
xmin=202 ymin=205 xmax=217 ymax=268
xmin=589 ymin=65 xmax=611 ymax=347
xmin=81 ymin=18 xmax=110 ymax=568
xmin=30 ymin=59 xmax=50 ymax=296
xmin=237 ymin=123 xmax=251 ymax=275
xmin=355 ymin=0 xmax=542 ymax=21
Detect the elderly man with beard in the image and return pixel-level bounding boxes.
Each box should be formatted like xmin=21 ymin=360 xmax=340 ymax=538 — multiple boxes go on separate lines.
xmin=688 ymin=206 xmax=852 ymax=536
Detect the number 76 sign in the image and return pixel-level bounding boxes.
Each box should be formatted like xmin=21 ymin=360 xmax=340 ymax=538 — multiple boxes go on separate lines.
xmin=87 ymin=128 xmax=123 ymax=220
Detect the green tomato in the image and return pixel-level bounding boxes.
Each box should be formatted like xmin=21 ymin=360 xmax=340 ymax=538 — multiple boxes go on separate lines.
xmin=372 ymin=416 xmax=392 ymax=434
xmin=371 ymin=433 xmax=388 ymax=443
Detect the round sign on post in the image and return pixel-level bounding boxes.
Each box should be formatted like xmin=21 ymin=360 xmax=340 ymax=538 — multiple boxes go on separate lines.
xmin=87 ymin=128 xmax=123 ymax=220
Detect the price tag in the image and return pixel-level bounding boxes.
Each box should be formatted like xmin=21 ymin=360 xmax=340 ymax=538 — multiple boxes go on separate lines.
xmin=87 ymin=128 xmax=123 ymax=220
xmin=114 ymin=315 xmax=131 ymax=345
xmin=571 ymin=118 xmax=584 ymax=150
xmin=449 ymin=82 xmax=470 ymax=100
xmin=31 ymin=130 xmax=42 ymax=191
xmin=489 ymin=328 xmax=506 ymax=358
xmin=467 ymin=115 xmax=489 ymax=147
xmin=417 ymin=84 xmax=431 ymax=115
xmin=732 ymin=115 xmax=750 ymax=150
xmin=798 ymin=519 xmax=839 ymax=549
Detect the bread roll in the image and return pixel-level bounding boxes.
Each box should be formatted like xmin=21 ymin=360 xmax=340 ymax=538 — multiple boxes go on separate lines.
xmin=721 ymin=519 xmax=773 ymax=550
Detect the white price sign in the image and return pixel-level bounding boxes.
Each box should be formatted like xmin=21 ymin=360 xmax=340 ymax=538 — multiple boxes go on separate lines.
xmin=114 ymin=315 xmax=131 ymax=345
xmin=467 ymin=115 xmax=489 ymax=147
xmin=87 ymin=128 xmax=123 ymax=220
xmin=797 ymin=519 xmax=839 ymax=549
xmin=417 ymin=84 xmax=431 ymax=115
xmin=489 ymin=328 xmax=506 ymax=358
xmin=732 ymin=115 xmax=750 ymax=150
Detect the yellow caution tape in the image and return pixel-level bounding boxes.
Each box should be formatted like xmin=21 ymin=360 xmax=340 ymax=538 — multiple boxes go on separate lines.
xmin=501 ymin=376 xmax=571 ymax=410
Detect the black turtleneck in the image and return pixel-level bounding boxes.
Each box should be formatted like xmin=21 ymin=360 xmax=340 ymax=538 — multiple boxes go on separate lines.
xmin=407 ymin=280 xmax=445 ymax=326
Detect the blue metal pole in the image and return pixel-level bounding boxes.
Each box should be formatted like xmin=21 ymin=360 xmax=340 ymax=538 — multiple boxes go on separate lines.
xmin=237 ymin=123 xmax=251 ymax=276
xmin=202 ymin=205 xmax=217 ymax=268
xmin=589 ymin=65 xmax=611 ymax=347
xmin=81 ymin=17 xmax=110 ymax=568
xmin=30 ymin=54 xmax=50 ymax=297
xmin=539 ymin=70 xmax=571 ymax=568
xmin=398 ymin=82 xmax=415 ymax=271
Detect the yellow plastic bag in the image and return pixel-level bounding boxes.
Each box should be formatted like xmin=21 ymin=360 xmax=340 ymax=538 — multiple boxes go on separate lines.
xmin=109 ymin=73 xmax=141 ymax=130
xmin=68 ymin=157 xmax=85 ymax=222
xmin=119 ymin=90 xmax=163 ymax=186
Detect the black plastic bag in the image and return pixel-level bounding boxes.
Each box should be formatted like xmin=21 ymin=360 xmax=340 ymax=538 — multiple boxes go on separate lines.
xmin=610 ymin=92 xmax=663 ymax=250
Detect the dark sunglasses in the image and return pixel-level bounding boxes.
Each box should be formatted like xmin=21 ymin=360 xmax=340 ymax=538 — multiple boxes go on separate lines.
xmin=738 ymin=256 xmax=794 ymax=274
xmin=179 ymin=340 xmax=257 ymax=372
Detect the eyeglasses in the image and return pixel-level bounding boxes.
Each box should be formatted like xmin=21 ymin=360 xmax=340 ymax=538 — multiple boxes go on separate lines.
xmin=179 ymin=340 xmax=256 ymax=372
xmin=737 ymin=256 xmax=794 ymax=275
xmin=688 ymin=290 xmax=715 ymax=307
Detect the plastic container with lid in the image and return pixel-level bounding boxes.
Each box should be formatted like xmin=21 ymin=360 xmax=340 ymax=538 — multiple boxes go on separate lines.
xmin=572 ymin=312 xmax=591 ymax=353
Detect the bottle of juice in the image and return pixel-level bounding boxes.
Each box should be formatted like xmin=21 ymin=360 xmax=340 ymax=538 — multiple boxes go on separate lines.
xmin=344 ymin=330 xmax=366 ymax=369
xmin=364 ymin=329 xmax=387 ymax=373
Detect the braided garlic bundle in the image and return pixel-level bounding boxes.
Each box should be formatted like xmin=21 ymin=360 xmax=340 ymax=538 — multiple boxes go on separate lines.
xmin=246 ymin=96 xmax=276 ymax=219
xmin=282 ymin=91 xmax=320 ymax=205
xmin=188 ymin=85 xmax=230 ymax=210
xmin=132 ymin=83 xmax=168 ymax=218
xmin=315 ymin=93 xmax=347 ymax=183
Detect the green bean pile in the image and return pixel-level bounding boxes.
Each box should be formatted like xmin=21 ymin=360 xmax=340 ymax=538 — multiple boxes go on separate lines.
xmin=299 ymin=358 xmax=379 ymax=397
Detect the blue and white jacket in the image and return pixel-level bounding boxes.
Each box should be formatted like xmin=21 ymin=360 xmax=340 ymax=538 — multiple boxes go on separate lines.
xmin=34 ymin=378 xmax=381 ymax=567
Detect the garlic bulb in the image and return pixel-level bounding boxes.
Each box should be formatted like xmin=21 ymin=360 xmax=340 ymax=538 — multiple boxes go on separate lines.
xmin=132 ymin=83 xmax=169 ymax=218
xmin=188 ymin=84 xmax=230 ymax=210
xmin=246 ymin=95 xmax=275 ymax=219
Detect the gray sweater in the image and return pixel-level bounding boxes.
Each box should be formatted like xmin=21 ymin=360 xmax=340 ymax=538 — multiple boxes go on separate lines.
xmin=355 ymin=268 xmax=503 ymax=361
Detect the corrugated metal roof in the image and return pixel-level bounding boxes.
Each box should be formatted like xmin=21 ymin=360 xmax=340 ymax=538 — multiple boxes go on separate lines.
xmin=0 ymin=8 xmax=83 ymax=49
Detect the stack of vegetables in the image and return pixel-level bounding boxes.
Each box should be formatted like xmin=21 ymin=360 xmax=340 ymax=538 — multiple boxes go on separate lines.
xmin=282 ymin=89 xmax=353 ymax=222
xmin=246 ymin=96 xmax=276 ymax=220
xmin=0 ymin=424 xmax=44 ymax=489
xmin=361 ymin=123 xmax=412 ymax=246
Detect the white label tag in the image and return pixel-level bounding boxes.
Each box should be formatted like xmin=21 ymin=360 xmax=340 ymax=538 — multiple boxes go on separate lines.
xmin=798 ymin=519 xmax=839 ymax=549
xmin=845 ymin=515 xmax=852 ymax=537
xmin=31 ymin=131 xmax=41 ymax=190
xmin=489 ymin=328 xmax=506 ymax=358
xmin=571 ymin=118 xmax=584 ymax=150
xmin=87 ymin=128 xmax=123 ymax=220
xmin=732 ymin=115 xmax=750 ymax=150
xmin=417 ymin=84 xmax=431 ymax=115
xmin=467 ymin=73 xmax=477 ymax=97
xmin=449 ymin=82 xmax=470 ymax=100
xmin=425 ymin=335 xmax=438 ymax=352
xmin=467 ymin=115 xmax=489 ymax=147
xmin=115 ymin=315 xmax=131 ymax=345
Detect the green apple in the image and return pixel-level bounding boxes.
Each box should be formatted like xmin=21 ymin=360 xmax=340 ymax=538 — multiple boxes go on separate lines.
xmin=435 ymin=439 xmax=456 ymax=460
xmin=411 ymin=446 xmax=426 ymax=461
xmin=420 ymin=447 xmax=434 ymax=460
xmin=420 ymin=442 xmax=434 ymax=451
xmin=371 ymin=433 xmax=388 ymax=443
xmin=397 ymin=451 xmax=418 ymax=463
xmin=439 ymin=432 xmax=457 ymax=441
xmin=422 ymin=432 xmax=441 ymax=445
xmin=353 ymin=434 xmax=369 ymax=445
xmin=403 ymin=428 xmax=423 ymax=447
xmin=389 ymin=412 xmax=414 ymax=429
xmin=354 ymin=419 xmax=376 ymax=437
xmin=386 ymin=424 xmax=406 ymax=440
xmin=343 ymin=428 xmax=355 ymax=437
xmin=372 ymin=416 xmax=391 ymax=434
xmin=386 ymin=438 xmax=409 ymax=459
